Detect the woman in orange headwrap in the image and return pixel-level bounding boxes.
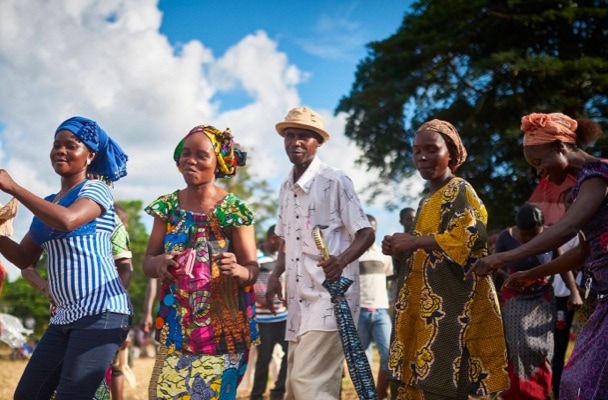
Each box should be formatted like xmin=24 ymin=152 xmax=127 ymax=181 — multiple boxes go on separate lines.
xmin=469 ymin=112 xmax=607 ymax=400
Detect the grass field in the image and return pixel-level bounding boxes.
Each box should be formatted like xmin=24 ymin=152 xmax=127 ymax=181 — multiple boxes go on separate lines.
xmin=0 ymin=343 xmax=363 ymax=400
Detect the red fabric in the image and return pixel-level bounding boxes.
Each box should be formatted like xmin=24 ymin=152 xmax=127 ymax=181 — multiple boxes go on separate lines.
xmin=502 ymin=359 xmax=553 ymax=399
xmin=527 ymin=175 xmax=576 ymax=225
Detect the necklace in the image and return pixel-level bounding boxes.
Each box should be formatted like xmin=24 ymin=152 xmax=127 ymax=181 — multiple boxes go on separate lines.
xmin=53 ymin=180 xmax=86 ymax=203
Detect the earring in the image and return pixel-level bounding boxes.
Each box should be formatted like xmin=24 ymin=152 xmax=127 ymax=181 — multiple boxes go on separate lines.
xmin=86 ymin=159 xmax=91 ymax=166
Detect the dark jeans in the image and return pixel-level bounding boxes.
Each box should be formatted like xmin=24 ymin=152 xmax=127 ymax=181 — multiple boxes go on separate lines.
xmin=14 ymin=312 xmax=131 ymax=400
xmin=250 ymin=320 xmax=288 ymax=400
xmin=552 ymin=296 xmax=574 ymax=398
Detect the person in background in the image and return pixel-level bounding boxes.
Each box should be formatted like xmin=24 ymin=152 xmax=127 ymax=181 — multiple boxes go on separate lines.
xmin=250 ymin=224 xmax=288 ymax=400
xmin=388 ymin=207 xmax=416 ymax=303
xmin=487 ymin=228 xmax=507 ymax=297
xmin=382 ymin=119 xmax=509 ymax=399
xmin=357 ymin=214 xmax=393 ymax=399
xmin=109 ymin=203 xmax=134 ymax=400
xmin=399 ymin=208 xmax=415 ymax=233
xmin=469 ymin=112 xmax=606 ymax=399
xmin=140 ymin=277 xmax=158 ymax=357
xmin=143 ymin=124 xmax=259 ymax=400
xmin=494 ymin=202 xmax=579 ymax=399
xmin=266 ymin=106 xmax=375 ymax=400
xmin=0 ymin=116 xmax=131 ymax=400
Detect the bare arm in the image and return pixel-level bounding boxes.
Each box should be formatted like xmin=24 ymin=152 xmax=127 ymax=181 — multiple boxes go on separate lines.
xmin=382 ymin=232 xmax=441 ymax=257
xmin=469 ymin=177 xmax=607 ymax=277
xmin=142 ymin=216 xmax=180 ymax=282
xmin=503 ymin=239 xmax=589 ymax=290
xmin=0 ymin=170 xmax=104 ymax=232
xmin=319 ymin=227 xmax=375 ymax=281
xmin=21 ymin=266 xmax=53 ymax=302
xmin=0 ymin=233 xmax=43 ymax=269
xmin=114 ymin=257 xmax=132 ymax=289
xmin=140 ymin=278 xmax=158 ymax=334
xmin=219 ymin=224 xmax=259 ymax=286
xmin=266 ymin=242 xmax=286 ymax=314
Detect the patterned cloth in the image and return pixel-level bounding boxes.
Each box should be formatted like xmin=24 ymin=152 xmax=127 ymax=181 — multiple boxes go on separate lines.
xmin=323 ymin=277 xmax=377 ymax=400
xmin=560 ymin=160 xmax=608 ymax=399
xmin=389 ymin=177 xmax=509 ymax=399
xmin=495 ymin=229 xmax=554 ymax=399
xmin=145 ymin=191 xmax=257 ymax=400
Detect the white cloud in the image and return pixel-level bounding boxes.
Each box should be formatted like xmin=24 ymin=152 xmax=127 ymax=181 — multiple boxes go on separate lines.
xmin=0 ymin=0 xmax=418 ymax=281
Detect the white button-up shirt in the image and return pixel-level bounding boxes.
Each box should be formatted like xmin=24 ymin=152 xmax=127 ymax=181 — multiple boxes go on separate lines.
xmin=276 ymin=157 xmax=371 ymax=341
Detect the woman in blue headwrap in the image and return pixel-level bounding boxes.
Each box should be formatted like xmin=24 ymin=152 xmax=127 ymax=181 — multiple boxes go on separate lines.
xmin=0 ymin=116 xmax=132 ymax=400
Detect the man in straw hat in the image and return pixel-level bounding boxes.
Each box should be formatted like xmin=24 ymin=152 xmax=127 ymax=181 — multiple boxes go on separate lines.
xmin=266 ymin=106 xmax=375 ymax=399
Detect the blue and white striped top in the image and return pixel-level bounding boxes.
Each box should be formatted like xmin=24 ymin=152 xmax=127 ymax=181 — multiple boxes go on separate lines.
xmin=29 ymin=179 xmax=132 ymax=324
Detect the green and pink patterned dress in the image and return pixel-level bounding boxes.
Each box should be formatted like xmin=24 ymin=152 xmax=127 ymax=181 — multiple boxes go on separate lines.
xmin=145 ymin=191 xmax=258 ymax=400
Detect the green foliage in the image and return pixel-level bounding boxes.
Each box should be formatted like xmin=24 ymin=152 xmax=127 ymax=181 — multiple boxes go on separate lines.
xmin=115 ymin=200 xmax=152 ymax=327
xmin=218 ymin=164 xmax=279 ymax=239
xmin=337 ymin=0 xmax=608 ymax=228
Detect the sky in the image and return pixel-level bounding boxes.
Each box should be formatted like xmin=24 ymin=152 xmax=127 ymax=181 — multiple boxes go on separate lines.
xmin=0 ymin=0 xmax=423 ymax=281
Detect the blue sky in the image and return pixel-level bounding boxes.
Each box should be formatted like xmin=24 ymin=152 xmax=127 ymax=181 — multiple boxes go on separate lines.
xmin=0 ymin=0 xmax=421 ymax=280
xmin=157 ymin=1 xmax=411 ymax=111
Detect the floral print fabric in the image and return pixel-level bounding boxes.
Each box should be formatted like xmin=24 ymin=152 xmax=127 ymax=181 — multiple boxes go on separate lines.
xmin=389 ymin=178 xmax=509 ymax=399
xmin=145 ymin=191 xmax=257 ymax=355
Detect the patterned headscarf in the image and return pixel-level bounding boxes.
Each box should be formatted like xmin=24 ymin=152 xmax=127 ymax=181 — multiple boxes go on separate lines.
xmin=55 ymin=116 xmax=128 ymax=183
xmin=416 ymin=119 xmax=467 ymax=169
xmin=521 ymin=113 xmax=578 ymax=146
xmin=173 ymin=124 xmax=245 ymax=179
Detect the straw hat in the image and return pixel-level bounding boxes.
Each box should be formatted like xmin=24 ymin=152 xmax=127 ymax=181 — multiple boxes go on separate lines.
xmin=275 ymin=107 xmax=330 ymax=142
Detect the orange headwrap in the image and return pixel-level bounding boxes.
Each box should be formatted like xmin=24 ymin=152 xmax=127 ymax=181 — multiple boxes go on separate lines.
xmin=521 ymin=113 xmax=577 ymax=146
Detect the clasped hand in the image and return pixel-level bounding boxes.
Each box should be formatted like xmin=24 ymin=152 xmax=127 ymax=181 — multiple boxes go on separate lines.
xmin=381 ymin=233 xmax=416 ymax=256
xmin=154 ymin=250 xmax=239 ymax=283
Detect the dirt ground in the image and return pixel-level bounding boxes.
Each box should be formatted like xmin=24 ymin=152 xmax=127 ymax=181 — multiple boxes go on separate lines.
xmin=0 ymin=344 xmax=364 ymax=400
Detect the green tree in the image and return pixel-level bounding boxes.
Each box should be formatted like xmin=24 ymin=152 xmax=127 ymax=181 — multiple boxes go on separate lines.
xmin=115 ymin=200 xmax=150 ymax=327
xmin=337 ymin=0 xmax=608 ymax=228
xmin=218 ymin=164 xmax=279 ymax=240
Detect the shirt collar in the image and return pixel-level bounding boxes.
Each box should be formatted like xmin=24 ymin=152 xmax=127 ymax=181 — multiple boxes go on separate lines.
xmin=288 ymin=156 xmax=321 ymax=194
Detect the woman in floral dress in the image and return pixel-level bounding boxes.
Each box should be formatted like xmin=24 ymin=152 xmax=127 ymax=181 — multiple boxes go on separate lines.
xmin=143 ymin=124 xmax=259 ymax=400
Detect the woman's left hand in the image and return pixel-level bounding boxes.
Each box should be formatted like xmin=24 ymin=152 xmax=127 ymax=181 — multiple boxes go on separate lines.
xmin=503 ymin=270 xmax=535 ymax=291
xmin=567 ymin=287 xmax=583 ymax=311
xmin=466 ymin=253 xmax=507 ymax=279
xmin=215 ymin=252 xmax=240 ymax=276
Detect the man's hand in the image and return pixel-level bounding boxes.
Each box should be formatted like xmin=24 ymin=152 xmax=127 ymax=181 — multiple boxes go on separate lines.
xmin=265 ymin=274 xmax=283 ymax=315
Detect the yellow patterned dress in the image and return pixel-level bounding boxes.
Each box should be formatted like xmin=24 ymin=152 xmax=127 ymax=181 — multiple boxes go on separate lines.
xmin=389 ymin=178 xmax=509 ymax=400
xmin=145 ymin=191 xmax=258 ymax=400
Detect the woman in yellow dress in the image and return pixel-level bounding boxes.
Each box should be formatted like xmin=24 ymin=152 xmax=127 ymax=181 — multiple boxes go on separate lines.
xmin=382 ymin=120 xmax=509 ymax=400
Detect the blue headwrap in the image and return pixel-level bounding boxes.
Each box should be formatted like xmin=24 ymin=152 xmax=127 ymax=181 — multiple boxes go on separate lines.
xmin=55 ymin=116 xmax=128 ymax=182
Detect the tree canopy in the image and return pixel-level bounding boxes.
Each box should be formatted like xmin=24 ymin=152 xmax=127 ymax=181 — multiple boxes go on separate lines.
xmin=337 ymin=0 xmax=608 ymax=228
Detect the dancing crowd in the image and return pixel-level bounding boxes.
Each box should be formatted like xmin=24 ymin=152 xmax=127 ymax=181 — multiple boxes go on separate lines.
xmin=0 ymin=107 xmax=605 ymax=400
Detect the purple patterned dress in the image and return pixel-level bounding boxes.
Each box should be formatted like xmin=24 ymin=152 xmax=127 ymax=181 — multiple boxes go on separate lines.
xmin=560 ymin=160 xmax=608 ymax=399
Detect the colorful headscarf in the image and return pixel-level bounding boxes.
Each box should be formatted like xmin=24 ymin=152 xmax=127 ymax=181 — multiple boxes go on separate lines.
xmin=173 ymin=124 xmax=245 ymax=179
xmin=521 ymin=113 xmax=578 ymax=146
xmin=416 ymin=119 xmax=467 ymax=169
xmin=55 ymin=116 xmax=128 ymax=183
